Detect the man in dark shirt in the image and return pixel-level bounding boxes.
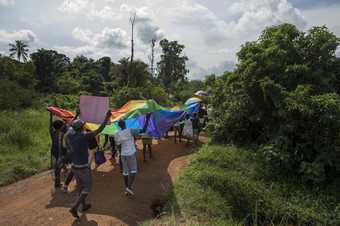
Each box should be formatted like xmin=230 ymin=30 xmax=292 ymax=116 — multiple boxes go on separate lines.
xmin=68 ymin=110 xmax=112 ymax=219
xmin=49 ymin=113 xmax=66 ymax=188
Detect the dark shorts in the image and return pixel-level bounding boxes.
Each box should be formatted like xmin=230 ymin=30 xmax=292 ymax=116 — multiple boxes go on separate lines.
xmin=72 ymin=166 xmax=92 ymax=194
xmin=121 ymin=154 xmax=138 ymax=176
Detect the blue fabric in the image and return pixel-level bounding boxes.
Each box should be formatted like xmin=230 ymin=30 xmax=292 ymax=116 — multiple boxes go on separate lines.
xmin=95 ymin=150 xmax=106 ymax=165
xmin=109 ymin=102 xmax=201 ymax=139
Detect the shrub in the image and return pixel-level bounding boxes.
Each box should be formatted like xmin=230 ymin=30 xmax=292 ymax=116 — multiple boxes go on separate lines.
xmin=208 ymin=24 xmax=340 ymax=184
xmin=0 ymin=79 xmax=35 ymax=110
xmin=173 ymin=145 xmax=335 ymax=225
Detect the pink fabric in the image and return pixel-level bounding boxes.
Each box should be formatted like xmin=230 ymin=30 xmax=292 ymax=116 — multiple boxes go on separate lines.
xmin=79 ymin=95 xmax=109 ymax=124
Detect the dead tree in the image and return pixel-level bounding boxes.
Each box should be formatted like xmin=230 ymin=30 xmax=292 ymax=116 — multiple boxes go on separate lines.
xmin=150 ymin=39 xmax=156 ymax=77
xmin=129 ymin=12 xmax=136 ymax=64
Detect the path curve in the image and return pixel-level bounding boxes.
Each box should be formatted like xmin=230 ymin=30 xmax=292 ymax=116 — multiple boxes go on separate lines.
xmin=0 ymin=137 xmax=194 ymax=226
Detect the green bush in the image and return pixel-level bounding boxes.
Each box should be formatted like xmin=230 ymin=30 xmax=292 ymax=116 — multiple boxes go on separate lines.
xmin=0 ymin=79 xmax=35 ymax=110
xmin=208 ymin=24 xmax=340 ymax=183
xmin=0 ymin=109 xmax=50 ymax=186
xmin=172 ymin=145 xmax=336 ymax=225
xmin=44 ymin=94 xmax=79 ymax=109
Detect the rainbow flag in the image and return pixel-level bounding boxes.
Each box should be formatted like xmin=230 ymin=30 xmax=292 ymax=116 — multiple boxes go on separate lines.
xmin=48 ymin=98 xmax=201 ymax=138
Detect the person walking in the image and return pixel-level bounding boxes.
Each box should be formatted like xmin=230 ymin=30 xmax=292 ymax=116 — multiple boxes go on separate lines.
xmin=67 ymin=110 xmax=112 ymax=219
xmin=114 ymin=120 xmax=140 ymax=196
xmin=49 ymin=112 xmax=66 ymax=188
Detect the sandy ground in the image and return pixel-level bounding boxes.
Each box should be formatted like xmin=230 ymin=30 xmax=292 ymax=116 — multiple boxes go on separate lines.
xmin=0 ymin=136 xmax=198 ymax=226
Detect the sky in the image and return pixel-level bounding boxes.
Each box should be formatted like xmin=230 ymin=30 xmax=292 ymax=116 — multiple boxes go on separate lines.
xmin=0 ymin=0 xmax=339 ymax=80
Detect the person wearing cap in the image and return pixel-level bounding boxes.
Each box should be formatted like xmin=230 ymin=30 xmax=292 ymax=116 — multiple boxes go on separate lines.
xmin=67 ymin=110 xmax=112 ymax=219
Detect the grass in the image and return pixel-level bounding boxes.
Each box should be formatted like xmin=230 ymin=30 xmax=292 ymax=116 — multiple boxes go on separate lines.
xmin=0 ymin=109 xmax=51 ymax=186
xmin=143 ymin=145 xmax=339 ymax=226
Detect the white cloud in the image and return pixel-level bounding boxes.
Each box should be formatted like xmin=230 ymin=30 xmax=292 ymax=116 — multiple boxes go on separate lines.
xmin=228 ymin=0 xmax=307 ymax=35
xmin=120 ymin=5 xmax=164 ymax=44
xmin=58 ymin=0 xmax=89 ymax=13
xmin=171 ymin=0 xmax=306 ymax=46
xmin=171 ymin=1 xmax=230 ymax=45
xmin=55 ymin=45 xmax=95 ymax=56
xmin=188 ymin=60 xmax=235 ymax=80
xmin=90 ymin=6 xmax=121 ymax=21
xmin=0 ymin=29 xmax=37 ymax=43
xmin=0 ymin=0 xmax=14 ymax=7
xmin=66 ymin=26 xmax=129 ymax=58
xmin=96 ymin=27 xmax=129 ymax=49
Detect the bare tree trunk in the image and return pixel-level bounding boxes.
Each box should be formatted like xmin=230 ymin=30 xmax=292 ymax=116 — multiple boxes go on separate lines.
xmin=130 ymin=13 xmax=136 ymax=64
xmin=151 ymin=39 xmax=156 ymax=77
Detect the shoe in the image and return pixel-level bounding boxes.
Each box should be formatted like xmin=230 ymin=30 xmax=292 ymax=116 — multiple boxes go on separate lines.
xmin=69 ymin=208 xmax=79 ymax=219
xmin=125 ymin=188 xmax=134 ymax=196
xmin=62 ymin=185 xmax=68 ymax=193
xmin=81 ymin=203 xmax=92 ymax=212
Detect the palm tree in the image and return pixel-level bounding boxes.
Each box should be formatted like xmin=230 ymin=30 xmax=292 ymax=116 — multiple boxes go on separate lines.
xmin=9 ymin=40 xmax=29 ymax=62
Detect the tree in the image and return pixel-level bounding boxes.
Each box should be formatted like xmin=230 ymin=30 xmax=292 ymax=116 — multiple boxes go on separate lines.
xmin=129 ymin=12 xmax=136 ymax=64
xmin=9 ymin=40 xmax=29 ymax=62
xmin=157 ymin=39 xmax=189 ymax=92
xmin=97 ymin=56 xmax=112 ymax=82
xmin=31 ymin=49 xmax=70 ymax=93
xmin=150 ymin=39 xmax=156 ymax=77
xmin=208 ymin=23 xmax=340 ymax=183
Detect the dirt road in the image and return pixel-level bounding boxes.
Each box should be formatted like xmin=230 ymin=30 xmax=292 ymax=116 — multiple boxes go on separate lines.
xmin=0 ymin=137 xmax=194 ymax=226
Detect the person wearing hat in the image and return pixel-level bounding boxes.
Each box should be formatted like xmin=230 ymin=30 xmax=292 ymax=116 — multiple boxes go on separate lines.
xmin=67 ymin=110 xmax=112 ymax=219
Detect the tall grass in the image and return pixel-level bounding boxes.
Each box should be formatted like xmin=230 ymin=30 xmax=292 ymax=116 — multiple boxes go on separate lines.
xmin=0 ymin=109 xmax=50 ymax=186
xmin=145 ymin=145 xmax=339 ymax=226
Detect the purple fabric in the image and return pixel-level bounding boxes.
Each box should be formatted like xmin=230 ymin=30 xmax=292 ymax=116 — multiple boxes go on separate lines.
xmin=79 ymin=95 xmax=109 ymax=124
xmin=120 ymin=102 xmax=201 ymax=139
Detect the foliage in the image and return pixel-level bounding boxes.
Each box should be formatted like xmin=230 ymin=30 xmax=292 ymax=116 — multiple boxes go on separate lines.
xmin=208 ymin=24 xmax=340 ymax=183
xmin=31 ymin=49 xmax=70 ymax=93
xmin=157 ymin=39 xmax=189 ymax=91
xmin=0 ymin=56 xmax=36 ymax=110
xmin=170 ymin=145 xmax=337 ymax=226
xmin=0 ymin=110 xmax=50 ymax=186
xmin=9 ymin=40 xmax=29 ymax=62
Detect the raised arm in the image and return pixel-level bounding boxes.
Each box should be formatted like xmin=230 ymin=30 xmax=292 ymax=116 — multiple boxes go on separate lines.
xmin=73 ymin=106 xmax=80 ymax=120
xmin=89 ymin=110 xmax=112 ymax=137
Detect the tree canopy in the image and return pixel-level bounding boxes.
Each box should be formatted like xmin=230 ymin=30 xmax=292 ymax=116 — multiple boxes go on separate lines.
xmin=208 ymin=23 xmax=340 ymax=184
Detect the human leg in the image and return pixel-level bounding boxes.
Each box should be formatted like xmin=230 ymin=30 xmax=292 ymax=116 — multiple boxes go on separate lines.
xmin=148 ymin=144 xmax=152 ymax=159
xmin=143 ymin=144 xmax=147 ymax=162
xmin=69 ymin=167 xmax=92 ymax=218
xmin=127 ymin=154 xmax=138 ymax=190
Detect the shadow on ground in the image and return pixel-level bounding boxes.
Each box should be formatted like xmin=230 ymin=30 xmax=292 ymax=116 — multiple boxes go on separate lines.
xmin=46 ymin=135 xmax=197 ymax=226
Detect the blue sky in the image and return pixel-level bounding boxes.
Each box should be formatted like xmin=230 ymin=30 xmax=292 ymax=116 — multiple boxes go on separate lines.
xmin=0 ymin=0 xmax=339 ymax=79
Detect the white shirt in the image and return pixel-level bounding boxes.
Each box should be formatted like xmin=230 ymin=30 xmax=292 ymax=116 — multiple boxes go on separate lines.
xmin=114 ymin=128 xmax=138 ymax=156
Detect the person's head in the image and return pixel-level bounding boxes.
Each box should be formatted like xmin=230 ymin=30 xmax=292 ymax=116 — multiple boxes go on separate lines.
xmin=118 ymin=120 xmax=126 ymax=130
xmin=52 ymin=120 xmax=64 ymax=131
xmin=72 ymin=119 xmax=85 ymax=132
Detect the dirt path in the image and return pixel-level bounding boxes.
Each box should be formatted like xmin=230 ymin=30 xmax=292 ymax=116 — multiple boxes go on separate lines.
xmin=0 ymin=137 xmax=197 ymax=226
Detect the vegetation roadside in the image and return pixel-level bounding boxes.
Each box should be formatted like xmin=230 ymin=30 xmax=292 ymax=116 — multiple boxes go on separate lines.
xmin=0 ymin=109 xmax=50 ymax=186
xmin=142 ymin=145 xmax=340 ymax=226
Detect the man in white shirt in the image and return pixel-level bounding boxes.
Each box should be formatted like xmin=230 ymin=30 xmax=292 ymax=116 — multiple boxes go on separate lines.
xmin=114 ymin=120 xmax=140 ymax=196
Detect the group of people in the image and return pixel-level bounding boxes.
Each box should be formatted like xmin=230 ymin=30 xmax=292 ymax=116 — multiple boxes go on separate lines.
xmin=49 ymin=104 xmax=206 ymax=219
xmin=49 ymin=109 xmax=151 ymax=219
xmin=173 ymin=104 xmax=208 ymax=144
